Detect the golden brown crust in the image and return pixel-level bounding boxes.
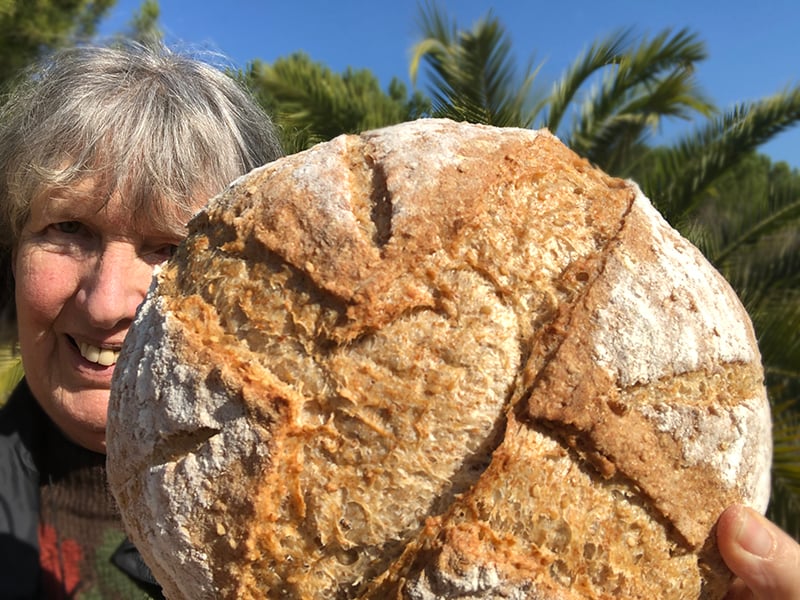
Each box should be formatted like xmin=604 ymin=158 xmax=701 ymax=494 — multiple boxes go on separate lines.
xmin=107 ymin=119 xmax=771 ymax=599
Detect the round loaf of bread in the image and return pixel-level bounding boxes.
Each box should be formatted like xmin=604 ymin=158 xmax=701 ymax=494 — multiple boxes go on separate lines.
xmin=106 ymin=119 xmax=772 ymax=599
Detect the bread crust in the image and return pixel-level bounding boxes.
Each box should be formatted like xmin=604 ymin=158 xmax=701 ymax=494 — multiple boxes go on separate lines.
xmin=107 ymin=119 xmax=771 ymax=599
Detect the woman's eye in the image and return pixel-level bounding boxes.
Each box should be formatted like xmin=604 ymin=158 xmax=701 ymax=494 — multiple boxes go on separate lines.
xmin=146 ymin=243 xmax=179 ymax=264
xmin=53 ymin=221 xmax=83 ymax=235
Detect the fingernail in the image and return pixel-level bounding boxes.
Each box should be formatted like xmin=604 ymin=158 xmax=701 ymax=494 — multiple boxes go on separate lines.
xmin=736 ymin=507 xmax=775 ymax=558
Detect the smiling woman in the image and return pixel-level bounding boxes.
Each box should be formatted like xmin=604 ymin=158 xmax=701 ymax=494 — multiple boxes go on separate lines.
xmin=13 ymin=181 xmax=183 ymax=452
xmin=0 ymin=41 xmax=282 ymax=598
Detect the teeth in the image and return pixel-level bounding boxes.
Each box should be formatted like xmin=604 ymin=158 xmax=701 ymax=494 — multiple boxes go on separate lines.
xmin=78 ymin=341 xmax=120 ymax=366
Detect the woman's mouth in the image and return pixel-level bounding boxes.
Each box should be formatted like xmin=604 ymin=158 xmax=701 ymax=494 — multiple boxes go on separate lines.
xmin=77 ymin=340 xmax=120 ymax=366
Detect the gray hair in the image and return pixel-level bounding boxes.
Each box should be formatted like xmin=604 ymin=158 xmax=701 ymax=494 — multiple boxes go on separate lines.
xmin=0 ymin=41 xmax=284 ymax=335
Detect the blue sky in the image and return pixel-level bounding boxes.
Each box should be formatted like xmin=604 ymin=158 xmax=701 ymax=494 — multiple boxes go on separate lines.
xmin=99 ymin=0 xmax=800 ymax=167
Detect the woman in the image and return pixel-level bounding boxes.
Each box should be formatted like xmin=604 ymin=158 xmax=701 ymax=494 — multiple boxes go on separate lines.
xmin=0 ymin=42 xmax=796 ymax=600
xmin=0 ymin=42 xmax=282 ymax=598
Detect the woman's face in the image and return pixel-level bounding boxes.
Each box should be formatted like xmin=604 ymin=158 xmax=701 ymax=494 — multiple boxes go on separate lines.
xmin=13 ymin=179 xmax=188 ymax=453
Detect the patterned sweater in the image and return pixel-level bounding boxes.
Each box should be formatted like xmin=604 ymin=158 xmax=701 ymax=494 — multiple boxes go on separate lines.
xmin=0 ymin=380 xmax=163 ymax=599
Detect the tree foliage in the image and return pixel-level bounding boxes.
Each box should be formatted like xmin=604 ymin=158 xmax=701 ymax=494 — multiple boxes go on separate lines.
xmin=0 ymin=0 xmax=116 ymax=87
xmin=554 ymin=27 xmax=714 ymax=176
xmin=634 ymin=89 xmax=800 ymax=224
xmin=409 ymin=4 xmax=539 ymax=128
xmin=244 ymin=53 xmax=429 ymax=153
xmin=121 ymin=0 xmax=162 ymax=46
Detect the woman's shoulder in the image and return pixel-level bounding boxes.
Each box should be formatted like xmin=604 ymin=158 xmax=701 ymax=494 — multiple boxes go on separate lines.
xmin=0 ymin=379 xmax=42 ymax=594
xmin=0 ymin=380 xmax=44 ymax=529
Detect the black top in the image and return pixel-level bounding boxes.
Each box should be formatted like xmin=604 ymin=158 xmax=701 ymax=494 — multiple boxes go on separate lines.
xmin=0 ymin=380 xmax=163 ymax=599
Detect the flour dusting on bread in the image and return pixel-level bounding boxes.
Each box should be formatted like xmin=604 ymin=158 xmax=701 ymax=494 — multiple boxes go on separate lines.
xmin=107 ymin=119 xmax=771 ymax=600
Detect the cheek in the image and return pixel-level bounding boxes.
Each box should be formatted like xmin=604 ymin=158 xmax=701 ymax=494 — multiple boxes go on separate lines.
xmin=15 ymin=249 xmax=80 ymax=333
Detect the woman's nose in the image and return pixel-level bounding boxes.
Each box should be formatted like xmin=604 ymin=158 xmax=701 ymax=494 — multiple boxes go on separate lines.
xmin=75 ymin=243 xmax=152 ymax=329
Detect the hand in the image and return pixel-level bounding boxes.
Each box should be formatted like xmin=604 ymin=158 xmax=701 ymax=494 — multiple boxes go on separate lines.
xmin=717 ymin=504 xmax=800 ymax=599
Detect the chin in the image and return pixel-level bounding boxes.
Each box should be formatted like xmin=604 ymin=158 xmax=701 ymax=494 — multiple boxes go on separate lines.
xmin=51 ymin=392 xmax=110 ymax=453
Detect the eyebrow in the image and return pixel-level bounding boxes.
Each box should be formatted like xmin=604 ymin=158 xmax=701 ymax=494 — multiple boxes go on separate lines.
xmin=32 ymin=193 xmax=90 ymax=221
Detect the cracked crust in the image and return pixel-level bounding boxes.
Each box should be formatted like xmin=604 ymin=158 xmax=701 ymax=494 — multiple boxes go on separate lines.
xmin=106 ymin=119 xmax=772 ymax=599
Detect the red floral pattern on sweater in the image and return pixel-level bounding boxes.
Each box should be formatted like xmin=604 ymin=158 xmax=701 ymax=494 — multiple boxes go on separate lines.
xmin=39 ymin=522 xmax=83 ymax=599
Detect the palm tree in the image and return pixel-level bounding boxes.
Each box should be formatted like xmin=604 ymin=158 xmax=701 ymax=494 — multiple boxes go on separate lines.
xmin=412 ymin=2 xmax=800 ymax=538
xmin=410 ymin=1 xmax=716 ymax=177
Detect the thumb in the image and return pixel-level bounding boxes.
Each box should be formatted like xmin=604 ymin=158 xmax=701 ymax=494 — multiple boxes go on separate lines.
xmin=717 ymin=504 xmax=800 ymax=600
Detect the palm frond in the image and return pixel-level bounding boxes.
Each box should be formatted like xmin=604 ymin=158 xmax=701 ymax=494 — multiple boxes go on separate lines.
xmin=410 ymin=2 xmax=540 ymax=127
xmin=713 ymin=179 xmax=800 ymax=268
xmin=748 ymin=288 xmax=800 ymax=382
xmin=681 ymin=153 xmax=800 ymax=274
xmin=410 ymin=0 xmax=456 ymax=85
xmin=564 ymin=28 xmax=714 ymax=174
xmin=767 ymin=400 xmax=800 ymax=540
xmin=642 ymin=86 xmax=800 ymax=224
xmin=245 ymin=53 xmax=426 ymax=152
xmin=540 ymin=28 xmax=634 ymax=134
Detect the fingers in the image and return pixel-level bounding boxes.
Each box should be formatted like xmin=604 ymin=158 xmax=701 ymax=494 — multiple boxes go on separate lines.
xmin=717 ymin=504 xmax=800 ymax=600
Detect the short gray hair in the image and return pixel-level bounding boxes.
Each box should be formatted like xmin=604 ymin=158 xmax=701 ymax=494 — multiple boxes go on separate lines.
xmin=0 ymin=41 xmax=283 ymax=243
xmin=0 ymin=41 xmax=284 ymax=336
